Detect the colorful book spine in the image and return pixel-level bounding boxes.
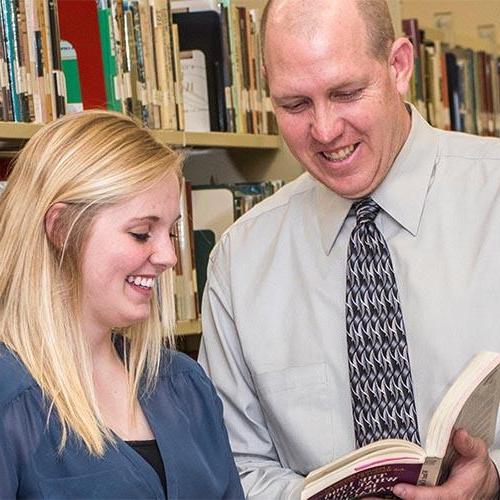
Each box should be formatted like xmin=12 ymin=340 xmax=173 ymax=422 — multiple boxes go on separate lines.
xmin=97 ymin=0 xmax=121 ymax=111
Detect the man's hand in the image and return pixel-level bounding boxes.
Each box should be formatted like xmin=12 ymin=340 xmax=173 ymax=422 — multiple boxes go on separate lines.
xmin=392 ymin=429 xmax=499 ymax=499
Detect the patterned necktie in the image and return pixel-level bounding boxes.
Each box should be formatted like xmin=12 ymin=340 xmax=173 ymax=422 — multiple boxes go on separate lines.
xmin=345 ymin=198 xmax=420 ymax=448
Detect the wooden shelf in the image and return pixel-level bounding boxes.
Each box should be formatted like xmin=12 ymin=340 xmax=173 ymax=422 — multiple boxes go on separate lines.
xmin=0 ymin=122 xmax=280 ymax=150
xmin=0 ymin=121 xmax=43 ymax=140
xmin=153 ymin=129 xmax=281 ymax=149
xmin=176 ymin=319 xmax=202 ymax=336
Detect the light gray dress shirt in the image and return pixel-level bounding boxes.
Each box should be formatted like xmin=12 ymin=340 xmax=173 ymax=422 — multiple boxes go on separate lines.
xmin=198 ymin=106 xmax=500 ymax=499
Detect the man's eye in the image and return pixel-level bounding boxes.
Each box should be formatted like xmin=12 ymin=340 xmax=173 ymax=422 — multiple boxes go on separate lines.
xmin=282 ymin=101 xmax=307 ymax=113
xmin=334 ymin=89 xmax=362 ymax=101
xmin=130 ymin=232 xmax=151 ymax=242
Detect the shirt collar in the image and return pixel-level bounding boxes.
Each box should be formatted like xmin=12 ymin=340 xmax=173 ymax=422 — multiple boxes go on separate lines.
xmin=315 ymin=103 xmax=440 ymax=255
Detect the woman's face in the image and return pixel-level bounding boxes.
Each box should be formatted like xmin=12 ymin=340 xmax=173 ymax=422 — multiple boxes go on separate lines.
xmin=79 ymin=175 xmax=180 ymax=339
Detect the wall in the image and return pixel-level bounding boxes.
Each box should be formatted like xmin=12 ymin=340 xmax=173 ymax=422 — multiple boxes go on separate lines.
xmin=400 ymin=0 xmax=500 ymax=53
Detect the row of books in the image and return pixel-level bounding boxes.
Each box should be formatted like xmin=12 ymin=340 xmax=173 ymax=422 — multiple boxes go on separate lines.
xmin=174 ymin=178 xmax=283 ymax=322
xmin=175 ymin=0 xmax=277 ymax=134
xmin=403 ymin=18 xmax=500 ymax=137
xmin=0 ymin=0 xmax=278 ymax=134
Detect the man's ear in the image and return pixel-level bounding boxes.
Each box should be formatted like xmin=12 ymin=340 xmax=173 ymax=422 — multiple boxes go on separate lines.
xmin=388 ymin=37 xmax=414 ymax=96
xmin=45 ymin=202 xmax=68 ymax=248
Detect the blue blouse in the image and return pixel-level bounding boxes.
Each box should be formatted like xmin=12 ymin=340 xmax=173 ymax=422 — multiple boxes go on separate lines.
xmin=0 ymin=344 xmax=244 ymax=499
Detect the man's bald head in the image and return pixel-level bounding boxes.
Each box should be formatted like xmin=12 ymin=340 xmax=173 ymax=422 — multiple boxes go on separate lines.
xmin=261 ymin=0 xmax=395 ymax=65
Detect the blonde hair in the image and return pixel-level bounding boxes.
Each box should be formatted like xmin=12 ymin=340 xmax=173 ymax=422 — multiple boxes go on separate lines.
xmin=0 ymin=110 xmax=182 ymax=455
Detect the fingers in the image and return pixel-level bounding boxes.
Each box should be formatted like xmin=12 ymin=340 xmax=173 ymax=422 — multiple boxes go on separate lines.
xmin=452 ymin=428 xmax=488 ymax=460
xmin=391 ymin=431 xmax=499 ymax=500
xmin=392 ymin=482 xmax=446 ymax=500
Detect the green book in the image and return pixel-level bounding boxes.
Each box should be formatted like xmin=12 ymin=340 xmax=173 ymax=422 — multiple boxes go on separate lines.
xmin=60 ymin=40 xmax=83 ymax=113
xmin=97 ymin=5 xmax=121 ymax=111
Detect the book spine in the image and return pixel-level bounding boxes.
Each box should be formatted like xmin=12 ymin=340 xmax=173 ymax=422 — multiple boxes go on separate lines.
xmin=130 ymin=0 xmax=150 ymax=126
xmin=16 ymin=0 xmax=34 ymax=121
xmin=1 ymin=0 xmax=23 ymax=121
xmin=24 ymin=0 xmax=44 ymax=122
xmin=0 ymin=3 xmax=14 ymax=121
xmin=97 ymin=1 xmax=122 ymax=112
xmin=47 ymin=0 xmax=66 ymax=117
xmin=219 ymin=2 xmax=234 ymax=132
xmin=417 ymin=456 xmax=443 ymax=487
xmin=225 ymin=0 xmax=243 ymax=133
xmin=171 ymin=22 xmax=185 ymax=131
xmin=110 ymin=0 xmax=127 ymax=112
xmin=36 ymin=0 xmax=53 ymax=121
xmin=123 ymin=4 xmax=140 ymax=118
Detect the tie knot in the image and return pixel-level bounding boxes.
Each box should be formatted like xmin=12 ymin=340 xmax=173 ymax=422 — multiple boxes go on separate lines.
xmin=353 ymin=198 xmax=380 ymax=224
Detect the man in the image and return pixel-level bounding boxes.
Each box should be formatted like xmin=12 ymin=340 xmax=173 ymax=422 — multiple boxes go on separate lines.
xmin=198 ymin=0 xmax=500 ymax=498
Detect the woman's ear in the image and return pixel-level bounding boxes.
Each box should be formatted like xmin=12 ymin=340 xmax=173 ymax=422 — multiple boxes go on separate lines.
xmin=45 ymin=202 xmax=68 ymax=248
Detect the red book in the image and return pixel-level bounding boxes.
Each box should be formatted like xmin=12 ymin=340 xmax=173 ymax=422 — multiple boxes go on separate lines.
xmin=57 ymin=0 xmax=107 ymax=109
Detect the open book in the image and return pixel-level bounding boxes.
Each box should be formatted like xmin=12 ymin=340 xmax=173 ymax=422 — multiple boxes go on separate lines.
xmin=301 ymin=351 xmax=500 ymax=500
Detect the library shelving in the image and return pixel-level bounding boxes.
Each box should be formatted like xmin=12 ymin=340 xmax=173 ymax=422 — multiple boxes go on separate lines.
xmin=176 ymin=319 xmax=202 ymax=336
xmin=0 ymin=122 xmax=281 ymax=150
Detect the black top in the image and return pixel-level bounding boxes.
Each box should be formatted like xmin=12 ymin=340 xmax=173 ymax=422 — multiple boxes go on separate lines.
xmin=126 ymin=439 xmax=167 ymax=497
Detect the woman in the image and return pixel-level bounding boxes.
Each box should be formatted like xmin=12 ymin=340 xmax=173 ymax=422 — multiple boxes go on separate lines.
xmin=0 ymin=111 xmax=243 ymax=499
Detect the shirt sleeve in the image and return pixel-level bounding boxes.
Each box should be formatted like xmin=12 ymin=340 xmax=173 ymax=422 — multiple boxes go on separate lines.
xmin=0 ymin=409 xmax=19 ymax=498
xmin=198 ymin=241 xmax=304 ymax=500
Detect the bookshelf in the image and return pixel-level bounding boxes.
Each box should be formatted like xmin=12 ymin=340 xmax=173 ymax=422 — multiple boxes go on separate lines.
xmin=176 ymin=319 xmax=202 ymax=336
xmin=152 ymin=130 xmax=281 ymax=149
xmin=0 ymin=122 xmax=281 ymax=150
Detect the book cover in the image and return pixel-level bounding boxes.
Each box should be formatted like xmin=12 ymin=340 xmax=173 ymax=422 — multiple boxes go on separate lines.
xmin=58 ymin=0 xmax=107 ymax=110
xmin=97 ymin=0 xmax=121 ymax=111
xmin=301 ymin=352 xmax=500 ymax=500
xmin=173 ymin=9 xmax=226 ymax=132
xmin=307 ymin=462 xmax=423 ymax=500
xmin=60 ymin=39 xmax=83 ymax=113
xmin=180 ymin=49 xmax=210 ymax=132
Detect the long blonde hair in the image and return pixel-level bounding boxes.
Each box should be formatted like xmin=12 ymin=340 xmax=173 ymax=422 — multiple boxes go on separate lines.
xmin=0 ymin=110 xmax=182 ymax=455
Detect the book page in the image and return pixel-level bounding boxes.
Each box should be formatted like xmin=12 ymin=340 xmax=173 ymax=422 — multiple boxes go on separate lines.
xmin=424 ymin=353 xmax=500 ymax=485
xmin=304 ymin=439 xmax=422 ymax=485
xmin=302 ymin=444 xmax=425 ymax=499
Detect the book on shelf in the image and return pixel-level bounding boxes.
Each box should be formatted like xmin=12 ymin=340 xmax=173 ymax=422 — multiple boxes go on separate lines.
xmin=402 ymin=18 xmax=426 ymax=118
xmin=173 ymin=178 xmax=198 ymax=322
xmin=0 ymin=0 xmax=278 ymax=135
xmin=97 ymin=0 xmax=123 ymax=113
xmin=180 ymin=49 xmax=211 ymax=132
xmin=1 ymin=0 xmax=31 ymax=121
xmin=58 ymin=0 xmax=107 ymax=112
xmin=173 ymin=8 xmax=226 ymax=132
xmin=152 ymin=0 xmax=178 ymax=130
xmin=301 ymin=351 xmax=500 ymax=500
xmin=60 ymin=40 xmax=83 ymax=113
xmin=402 ymin=18 xmax=500 ymax=138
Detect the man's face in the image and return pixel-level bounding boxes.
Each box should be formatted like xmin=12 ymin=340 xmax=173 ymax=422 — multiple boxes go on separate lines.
xmin=265 ymin=6 xmax=411 ymax=199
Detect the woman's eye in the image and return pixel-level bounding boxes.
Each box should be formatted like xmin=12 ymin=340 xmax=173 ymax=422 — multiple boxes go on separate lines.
xmin=130 ymin=232 xmax=151 ymax=242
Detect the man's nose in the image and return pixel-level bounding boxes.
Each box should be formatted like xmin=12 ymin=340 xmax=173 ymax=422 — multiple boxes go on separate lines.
xmin=310 ymin=105 xmax=345 ymax=144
